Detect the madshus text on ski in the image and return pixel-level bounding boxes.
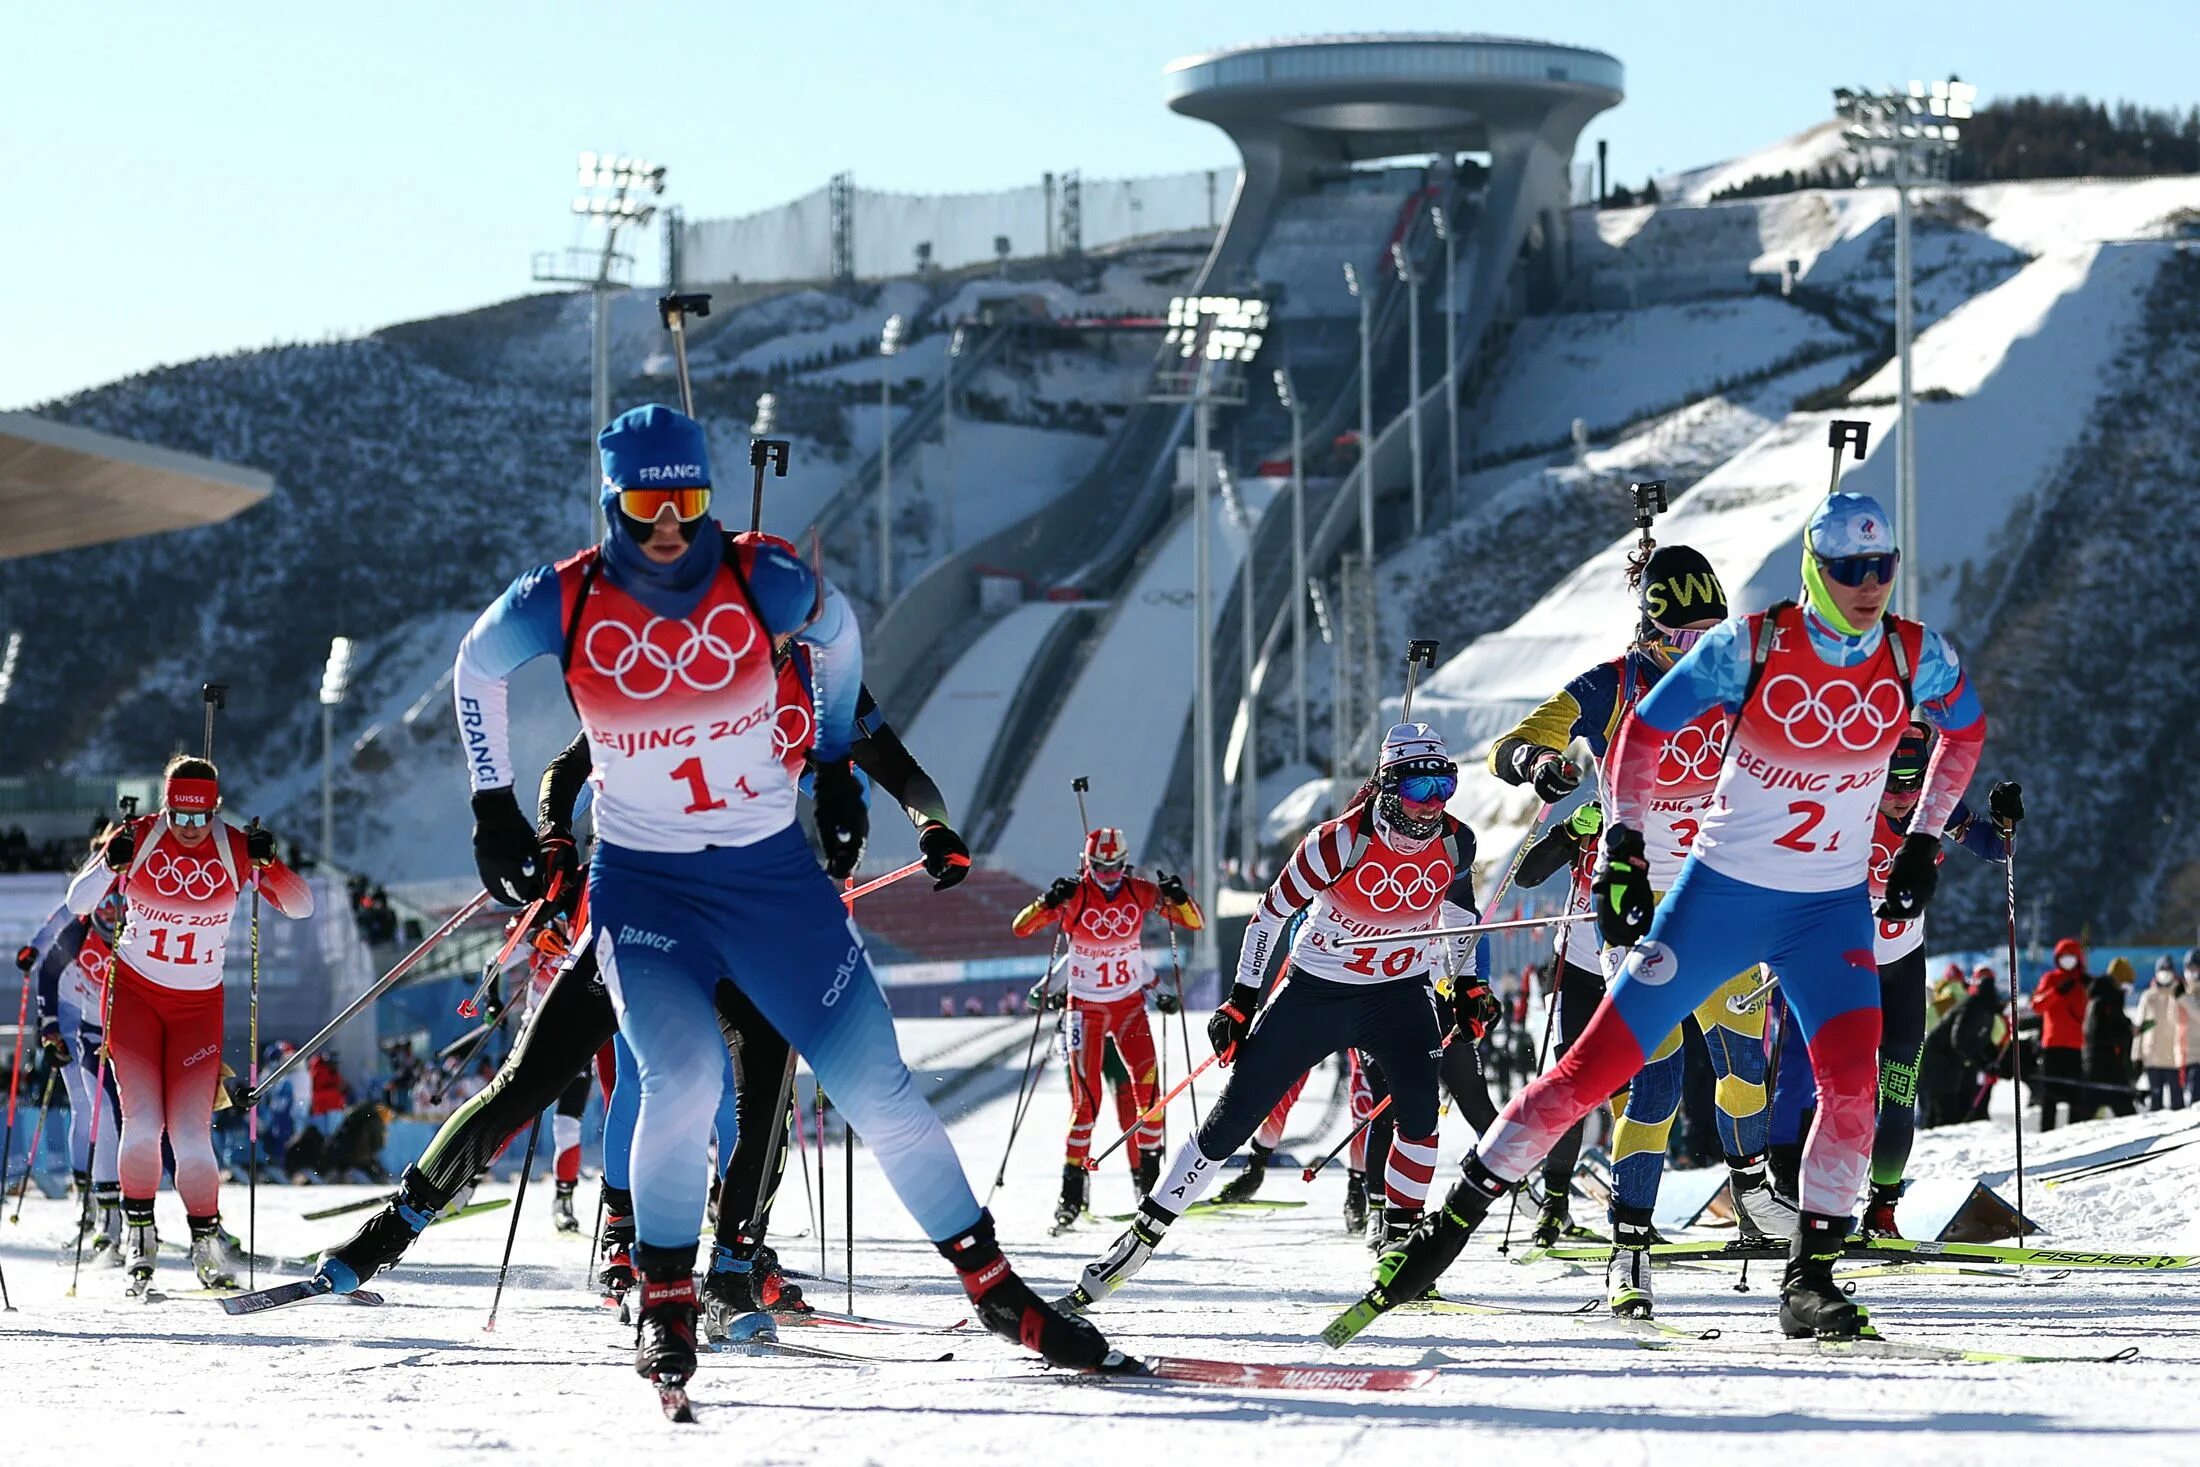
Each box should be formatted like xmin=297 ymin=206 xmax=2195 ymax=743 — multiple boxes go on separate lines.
xmin=9 ymin=380 xmax=2175 ymax=1423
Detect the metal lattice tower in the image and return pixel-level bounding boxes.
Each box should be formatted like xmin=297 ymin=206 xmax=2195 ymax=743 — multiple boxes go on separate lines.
xmin=1059 ymin=169 xmax=1083 ymax=258
xmin=829 ymin=171 xmax=855 ymax=285
xmin=1336 ymin=551 xmax=1381 ymax=777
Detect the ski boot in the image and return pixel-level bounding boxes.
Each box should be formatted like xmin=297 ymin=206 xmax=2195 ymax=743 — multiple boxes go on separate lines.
xmin=1780 ymin=1212 xmax=1866 ymax=1339
xmin=1859 ymin=1181 xmax=1904 ymax=1239
xmin=1531 ymin=1190 xmax=1573 ymax=1251
xmin=1605 ymin=1208 xmax=1657 ymax=1319
xmin=1365 ymin=1160 xmax=1507 ymax=1311
xmin=91 ymin=1184 xmax=125 ymax=1266
xmin=318 ymin=1167 xmax=439 ymax=1293
xmin=599 ymin=1186 xmax=637 ymax=1309
xmin=700 ymin=1242 xmax=764 ymax=1343
xmin=1213 ymin=1142 xmax=1271 ymax=1204
xmin=1133 ymin=1150 xmax=1160 ymax=1200
xmin=1729 ymin=1151 xmax=1800 ymax=1243
xmin=1342 ymin=1170 xmax=1369 ymax=1234
xmin=121 ymin=1201 xmax=158 ymax=1296
xmin=551 ymin=1179 xmax=580 ymax=1234
xmin=1064 ymin=1205 xmax=1166 ymax=1310
xmin=752 ymin=1243 xmax=808 ymax=1313
xmin=633 ymin=1243 xmax=701 ymax=1410
xmin=189 ymin=1214 xmax=238 ymax=1290
xmin=941 ymin=1209 xmax=1111 ymax=1369
xmin=1051 ymin=1163 xmax=1088 ymax=1233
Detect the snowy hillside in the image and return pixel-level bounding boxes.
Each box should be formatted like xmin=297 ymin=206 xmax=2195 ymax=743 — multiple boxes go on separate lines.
xmin=8 ymin=246 xmax=1181 ymax=883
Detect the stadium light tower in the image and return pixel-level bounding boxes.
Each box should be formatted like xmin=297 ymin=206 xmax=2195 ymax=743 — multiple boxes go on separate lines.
xmin=1220 ymin=474 xmax=1259 ymax=878
xmin=942 ymin=326 xmax=967 ymax=554
xmin=1391 ymin=240 xmax=1424 ymax=534
xmin=318 ymin=636 xmax=353 ymax=869
xmin=1341 ymin=262 xmax=1375 ymax=562
xmin=1273 ymin=368 xmax=1308 ymax=765
xmin=0 ymin=629 xmax=19 ymax=771
xmin=1151 ymin=294 xmax=1269 ymax=987
xmin=535 ymin=152 xmax=666 ymax=540
xmin=877 ymin=313 xmax=906 ymax=603
xmin=1432 ymin=204 xmax=1461 ymax=519
xmin=1835 ymin=77 xmax=1976 ymax=621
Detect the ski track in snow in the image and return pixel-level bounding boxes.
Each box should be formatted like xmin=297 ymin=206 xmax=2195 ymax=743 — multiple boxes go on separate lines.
xmin=4 ymin=1029 xmax=2197 ymax=1462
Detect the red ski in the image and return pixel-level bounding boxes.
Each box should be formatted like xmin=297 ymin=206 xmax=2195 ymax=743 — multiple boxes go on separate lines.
xmin=1105 ymin=1355 xmax=1435 ymax=1391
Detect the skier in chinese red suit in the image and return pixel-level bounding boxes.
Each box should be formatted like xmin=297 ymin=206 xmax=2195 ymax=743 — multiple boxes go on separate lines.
xmin=66 ymin=756 xmax=313 ymax=1291
xmin=1353 ymin=493 xmax=1985 ymax=1341
xmin=1011 ymin=827 xmax=1202 ymax=1228
xmin=449 ymin=404 xmax=1106 ymax=1403
xmin=1066 ymin=724 xmax=1495 ymax=1310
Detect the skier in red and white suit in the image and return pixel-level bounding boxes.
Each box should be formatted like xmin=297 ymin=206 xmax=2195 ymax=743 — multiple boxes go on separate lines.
xmin=67 ymin=755 xmax=312 ymax=1290
xmin=1013 ymin=827 xmax=1202 ymax=1226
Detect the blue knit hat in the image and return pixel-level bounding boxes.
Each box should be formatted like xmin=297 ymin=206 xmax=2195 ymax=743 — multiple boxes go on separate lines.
xmin=597 ymin=404 xmax=711 ymax=491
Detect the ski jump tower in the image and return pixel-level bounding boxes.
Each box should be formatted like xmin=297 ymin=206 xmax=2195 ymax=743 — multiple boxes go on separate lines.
xmin=1165 ymin=33 xmax=1623 ymax=305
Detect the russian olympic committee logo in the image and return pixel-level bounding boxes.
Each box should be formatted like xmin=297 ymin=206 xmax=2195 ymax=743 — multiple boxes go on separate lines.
xmin=1622 ymin=939 xmax=1679 ymax=987
xmin=1079 ymin=905 xmax=1142 ymax=941
xmin=143 ymin=851 xmax=223 ymax=900
xmin=1353 ymin=859 xmax=1450 ymax=914
xmin=1656 ymin=717 xmax=1731 ymax=785
xmin=1757 ymin=674 xmax=1905 ymax=751
xmin=584 ymin=603 xmax=758 ymax=700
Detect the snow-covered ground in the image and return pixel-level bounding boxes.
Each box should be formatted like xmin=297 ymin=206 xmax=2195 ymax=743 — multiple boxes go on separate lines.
xmin=6 ymin=1016 xmax=2197 ymax=1463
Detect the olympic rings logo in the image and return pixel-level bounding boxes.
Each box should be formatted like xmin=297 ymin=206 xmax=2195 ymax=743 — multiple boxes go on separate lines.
xmin=1079 ymin=905 xmax=1142 ymax=941
xmin=76 ymin=947 xmax=104 ymax=981
xmin=771 ymin=700 xmax=813 ymax=759
xmin=1656 ymin=717 xmax=1730 ymax=785
xmin=1870 ymin=833 xmax=1899 ymax=884
xmin=1353 ymin=859 xmax=1450 ymax=913
xmin=143 ymin=851 xmax=224 ymax=900
xmin=583 ymin=603 xmax=758 ymax=701
xmin=1758 ymin=674 xmax=1906 ymax=752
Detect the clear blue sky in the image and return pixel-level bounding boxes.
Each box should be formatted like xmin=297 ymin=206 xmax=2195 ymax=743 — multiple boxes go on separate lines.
xmin=4 ymin=0 xmax=2192 ymax=408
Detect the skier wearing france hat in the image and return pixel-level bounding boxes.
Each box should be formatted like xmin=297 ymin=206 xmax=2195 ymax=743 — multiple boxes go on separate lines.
xmin=449 ymin=403 xmax=1110 ymax=1407
xmin=1350 ymin=491 xmax=1986 ymax=1344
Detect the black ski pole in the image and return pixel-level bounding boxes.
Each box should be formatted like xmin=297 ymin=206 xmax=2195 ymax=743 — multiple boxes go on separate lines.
xmin=844 ymin=1114 xmax=855 ymax=1315
xmin=201 ymin=682 xmax=227 ymax=762
xmin=7 ymin=1067 xmax=59 ymax=1222
xmin=1824 ymin=420 xmax=1870 ymax=500
xmin=1499 ymin=864 xmax=1588 ymax=1256
xmin=1164 ymin=922 xmax=1200 ymax=1127
xmin=1 ymin=964 xmax=27 ymax=1204
xmin=247 ymin=825 xmax=263 ymax=1291
xmin=2003 ymin=826 xmax=2028 ymax=1246
xmin=486 ymin=1112 xmax=545 ymax=1331
xmin=816 ymin=1086 xmax=828 ymax=1285
xmin=986 ymin=935 xmax=1061 ymax=1205
xmin=749 ymin=439 xmax=789 ymax=535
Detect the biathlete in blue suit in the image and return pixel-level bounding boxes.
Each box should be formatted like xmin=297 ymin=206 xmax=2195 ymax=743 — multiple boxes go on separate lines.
xmin=450 ymin=404 xmax=1110 ymax=1394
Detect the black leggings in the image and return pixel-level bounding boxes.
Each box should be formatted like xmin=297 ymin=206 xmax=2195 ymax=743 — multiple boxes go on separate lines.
xmin=1197 ymin=975 xmax=1444 ymax=1161
xmin=1540 ymin=959 xmax=1608 ymax=1192
xmin=405 ymin=951 xmax=794 ymax=1254
xmin=1869 ymin=947 xmax=1928 ymax=1187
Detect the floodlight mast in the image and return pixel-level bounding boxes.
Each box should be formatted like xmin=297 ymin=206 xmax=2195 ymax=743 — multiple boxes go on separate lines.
xmin=1274 ymin=368 xmax=1308 ymax=766
xmin=1149 ymin=293 xmax=1269 ymax=991
xmin=877 ymin=313 xmax=906 ymax=604
xmin=1391 ymin=241 xmax=1423 ymax=534
xmin=318 ymin=636 xmax=353 ymax=869
xmin=536 ymin=152 xmax=667 ymax=540
xmin=1342 ymin=263 xmax=1374 ymax=562
xmin=1433 ymin=204 xmax=1460 ymax=520
xmin=1834 ymin=77 xmax=1975 ymax=621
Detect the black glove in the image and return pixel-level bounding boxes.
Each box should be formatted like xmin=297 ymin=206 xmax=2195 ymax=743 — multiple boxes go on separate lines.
xmin=807 ymin=757 xmax=869 ymax=881
xmin=1153 ymin=989 xmax=1181 ymax=1016
xmin=1027 ymin=980 xmax=1066 ymax=1012
xmin=1042 ymin=876 xmax=1079 ymax=909
xmin=470 ymin=788 xmax=543 ymax=907
xmin=14 ymin=945 xmax=34 ymax=974
xmin=919 ymin=821 xmax=971 ymax=891
xmin=1507 ymin=743 xmax=1581 ymax=804
xmin=1876 ymin=833 xmax=1942 ymax=920
xmin=1206 ymin=983 xmax=1261 ymax=1060
xmin=1155 ymin=870 xmax=1192 ymax=908
xmin=1453 ymin=980 xmax=1503 ymax=1038
xmin=1988 ymin=781 xmax=2024 ymax=832
xmin=245 ymin=822 xmax=276 ymax=868
xmin=102 ymin=826 xmax=136 ymax=873
xmin=39 ymin=1018 xmax=69 ymax=1063
xmin=1592 ymin=824 xmax=1654 ymax=946
xmin=537 ymin=825 xmax=582 ymax=919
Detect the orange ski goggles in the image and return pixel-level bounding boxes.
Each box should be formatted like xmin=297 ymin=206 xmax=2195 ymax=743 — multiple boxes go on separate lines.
xmin=615 ymin=486 xmax=712 ymax=524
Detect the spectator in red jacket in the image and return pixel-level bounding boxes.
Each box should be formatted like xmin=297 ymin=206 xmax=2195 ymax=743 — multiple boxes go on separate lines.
xmin=308 ymin=1053 xmax=352 ymax=1137
xmin=2032 ymin=937 xmax=2092 ymax=1131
